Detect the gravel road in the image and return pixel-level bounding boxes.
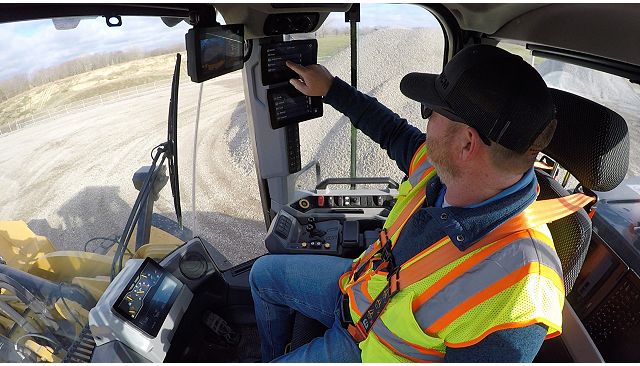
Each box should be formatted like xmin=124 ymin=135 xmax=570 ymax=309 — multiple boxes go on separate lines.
xmin=1 ymin=28 xmax=637 ymax=270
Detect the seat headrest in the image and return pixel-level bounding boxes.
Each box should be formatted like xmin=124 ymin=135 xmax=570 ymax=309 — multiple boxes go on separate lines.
xmin=543 ymin=88 xmax=629 ymax=192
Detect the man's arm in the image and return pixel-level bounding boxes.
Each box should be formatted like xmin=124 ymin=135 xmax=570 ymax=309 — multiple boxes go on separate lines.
xmin=444 ymin=324 xmax=547 ymax=362
xmin=286 ymin=62 xmax=425 ymax=174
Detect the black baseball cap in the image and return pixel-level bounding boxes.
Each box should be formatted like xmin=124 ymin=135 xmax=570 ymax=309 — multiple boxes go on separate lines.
xmin=400 ymin=44 xmax=554 ymax=154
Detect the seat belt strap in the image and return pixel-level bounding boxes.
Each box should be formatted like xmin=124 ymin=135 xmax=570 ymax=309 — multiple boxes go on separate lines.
xmin=352 ymin=190 xmax=426 ymax=275
xmin=347 ymin=192 xmax=595 ymax=343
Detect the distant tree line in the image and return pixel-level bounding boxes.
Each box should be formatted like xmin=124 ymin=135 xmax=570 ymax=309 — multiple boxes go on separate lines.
xmin=0 ymin=43 xmax=184 ymax=102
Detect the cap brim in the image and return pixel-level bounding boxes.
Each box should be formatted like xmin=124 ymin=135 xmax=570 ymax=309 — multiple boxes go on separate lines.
xmin=400 ymin=72 xmax=465 ymax=123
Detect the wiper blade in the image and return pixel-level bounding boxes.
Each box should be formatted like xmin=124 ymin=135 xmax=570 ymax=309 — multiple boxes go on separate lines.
xmin=167 ymin=53 xmax=182 ymax=228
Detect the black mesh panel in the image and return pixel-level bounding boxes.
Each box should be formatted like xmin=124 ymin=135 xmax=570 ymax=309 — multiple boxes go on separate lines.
xmin=546 ymin=89 xmax=629 ymax=192
xmin=535 ymin=170 xmax=591 ymax=293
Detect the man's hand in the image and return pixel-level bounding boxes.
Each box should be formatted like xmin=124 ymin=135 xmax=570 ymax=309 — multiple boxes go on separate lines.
xmin=286 ymin=61 xmax=334 ymax=97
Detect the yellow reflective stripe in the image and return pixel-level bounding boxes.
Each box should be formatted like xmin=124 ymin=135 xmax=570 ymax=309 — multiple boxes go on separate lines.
xmin=408 ymin=142 xmax=427 ymax=176
xmin=540 ymin=262 xmax=566 ymax=296
xmin=402 ymin=237 xmax=450 ymax=270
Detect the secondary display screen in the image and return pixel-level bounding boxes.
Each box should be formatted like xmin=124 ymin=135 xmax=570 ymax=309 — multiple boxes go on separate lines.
xmin=261 ymin=39 xmax=318 ymax=86
xmin=113 ymin=258 xmax=183 ymax=337
xmin=186 ymin=25 xmax=244 ymax=83
xmin=267 ymin=85 xmax=323 ymax=129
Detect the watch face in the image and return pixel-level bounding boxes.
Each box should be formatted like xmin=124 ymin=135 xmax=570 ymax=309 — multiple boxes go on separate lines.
xmin=179 ymin=251 xmax=208 ymax=280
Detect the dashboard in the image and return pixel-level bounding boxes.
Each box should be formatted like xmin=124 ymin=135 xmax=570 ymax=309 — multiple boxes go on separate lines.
xmin=88 ymin=237 xmax=225 ymax=363
xmin=113 ymin=258 xmax=183 ymax=338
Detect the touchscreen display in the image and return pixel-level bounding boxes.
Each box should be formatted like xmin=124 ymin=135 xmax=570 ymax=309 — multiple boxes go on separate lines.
xmin=267 ymin=85 xmax=323 ymax=129
xmin=186 ymin=25 xmax=244 ymax=83
xmin=261 ymin=39 xmax=318 ymax=86
xmin=113 ymin=258 xmax=183 ymax=337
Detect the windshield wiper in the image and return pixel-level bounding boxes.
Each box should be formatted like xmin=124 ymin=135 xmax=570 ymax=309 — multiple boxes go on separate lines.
xmin=168 ymin=53 xmax=182 ymax=228
xmin=111 ymin=53 xmax=183 ymax=279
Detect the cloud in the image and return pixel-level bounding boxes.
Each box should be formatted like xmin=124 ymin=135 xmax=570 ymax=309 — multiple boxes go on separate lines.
xmin=0 ymin=17 xmax=190 ymax=82
xmin=0 ymin=5 xmax=439 ymax=82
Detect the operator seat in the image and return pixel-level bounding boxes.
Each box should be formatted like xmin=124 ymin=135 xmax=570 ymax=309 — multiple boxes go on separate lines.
xmin=537 ymin=88 xmax=629 ymax=293
xmin=533 ymin=88 xmax=629 ymax=362
xmin=290 ymin=88 xmax=631 ymax=357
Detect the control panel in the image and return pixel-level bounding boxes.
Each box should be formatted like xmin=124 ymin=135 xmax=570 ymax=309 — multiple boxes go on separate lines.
xmin=261 ymin=39 xmax=323 ymax=130
xmin=291 ymin=193 xmax=394 ymax=213
xmin=267 ymin=210 xmax=342 ymax=254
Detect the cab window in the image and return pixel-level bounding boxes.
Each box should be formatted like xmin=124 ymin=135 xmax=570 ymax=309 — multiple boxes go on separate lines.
xmin=295 ymin=4 xmax=445 ymax=190
xmin=498 ymin=41 xmax=640 ymax=187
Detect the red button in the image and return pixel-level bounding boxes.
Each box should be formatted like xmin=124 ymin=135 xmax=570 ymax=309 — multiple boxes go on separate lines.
xmin=317 ymin=196 xmax=325 ymax=207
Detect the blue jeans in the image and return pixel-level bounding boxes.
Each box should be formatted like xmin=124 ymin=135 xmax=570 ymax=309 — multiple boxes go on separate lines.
xmin=249 ymin=254 xmax=362 ymax=362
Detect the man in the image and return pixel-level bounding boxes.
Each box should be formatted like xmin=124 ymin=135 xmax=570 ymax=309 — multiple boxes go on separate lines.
xmin=249 ymin=45 xmax=563 ymax=362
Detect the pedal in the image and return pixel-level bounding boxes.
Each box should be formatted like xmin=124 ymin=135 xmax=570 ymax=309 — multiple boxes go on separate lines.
xmin=203 ymin=311 xmax=240 ymax=347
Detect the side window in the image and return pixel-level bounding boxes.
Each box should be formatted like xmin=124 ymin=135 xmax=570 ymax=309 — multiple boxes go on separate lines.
xmin=497 ymin=41 xmax=640 ymax=183
xmin=296 ymin=4 xmax=445 ymax=189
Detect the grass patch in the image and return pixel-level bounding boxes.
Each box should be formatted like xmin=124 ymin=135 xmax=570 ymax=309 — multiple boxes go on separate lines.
xmin=317 ymin=34 xmax=351 ymax=61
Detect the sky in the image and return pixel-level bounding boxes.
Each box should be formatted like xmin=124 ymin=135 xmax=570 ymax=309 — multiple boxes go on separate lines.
xmin=0 ymin=4 xmax=438 ymax=82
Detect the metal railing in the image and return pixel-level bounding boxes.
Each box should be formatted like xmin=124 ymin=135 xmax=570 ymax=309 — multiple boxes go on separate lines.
xmin=0 ymin=79 xmax=175 ymax=137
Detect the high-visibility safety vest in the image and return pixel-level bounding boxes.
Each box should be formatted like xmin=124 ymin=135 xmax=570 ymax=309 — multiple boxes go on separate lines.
xmin=338 ymin=142 xmax=594 ymax=362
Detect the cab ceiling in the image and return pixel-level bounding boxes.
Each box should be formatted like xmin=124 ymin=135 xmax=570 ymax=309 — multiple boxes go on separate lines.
xmin=445 ymin=3 xmax=640 ymax=67
xmin=214 ymin=3 xmax=352 ymax=39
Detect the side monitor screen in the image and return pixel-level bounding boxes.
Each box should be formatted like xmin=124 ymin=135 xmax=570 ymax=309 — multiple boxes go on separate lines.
xmin=186 ymin=25 xmax=244 ymax=83
xmin=261 ymin=39 xmax=317 ymax=86
xmin=267 ymin=84 xmax=322 ymax=129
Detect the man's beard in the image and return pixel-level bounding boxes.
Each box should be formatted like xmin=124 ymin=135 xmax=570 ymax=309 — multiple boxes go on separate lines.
xmin=426 ymin=133 xmax=460 ymax=186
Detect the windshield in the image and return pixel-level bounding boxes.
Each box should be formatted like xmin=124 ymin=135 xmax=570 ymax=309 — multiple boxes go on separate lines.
xmin=0 ymin=14 xmax=273 ymax=273
xmin=294 ymin=4 xmax=444 ymax=190
xmin=0 ymin=16 xmax=193 ymax=251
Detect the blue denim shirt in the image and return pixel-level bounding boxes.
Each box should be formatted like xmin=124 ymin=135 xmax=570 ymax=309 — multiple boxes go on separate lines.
xmin=324 ymin=77 xmax=547 ymax=362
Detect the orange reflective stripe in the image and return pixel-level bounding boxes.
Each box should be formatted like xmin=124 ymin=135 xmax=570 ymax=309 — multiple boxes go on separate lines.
xmin=419 ymin=164 xmax=434 ymax=181
xmin=372 ymin=332 xmax=440 ymax=363
xmin=444 ymin=318 xmax=561 ymax=348
xmin=338 ymin=271 xmax=353 ymax=294
xmin=425 ymin=262 xmax=545 ymax=334
xmin=406 ymin=193 xmax=592 ymax=310
xmin=410 ymin=231 xmax=534 ymax=311
xmin=408 ymin=141 xmax=427 ymax=176
xmin=385 ymin=184 xmax=429 ymax=240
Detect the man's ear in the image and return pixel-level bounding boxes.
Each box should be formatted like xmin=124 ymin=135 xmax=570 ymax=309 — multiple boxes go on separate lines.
xmin=460 ymin=127 xmax=482 ymax=161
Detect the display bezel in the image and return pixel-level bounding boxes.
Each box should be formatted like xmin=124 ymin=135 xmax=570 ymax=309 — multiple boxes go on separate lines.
xmin=261 ymin=39 xmax=318 ymax=86
xmin=112 ymin=257 xmax=184 ymax=338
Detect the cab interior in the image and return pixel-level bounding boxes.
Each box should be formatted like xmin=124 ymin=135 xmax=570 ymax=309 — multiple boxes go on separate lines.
xmin=1 ymin=3 xmax=639 ymax=363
